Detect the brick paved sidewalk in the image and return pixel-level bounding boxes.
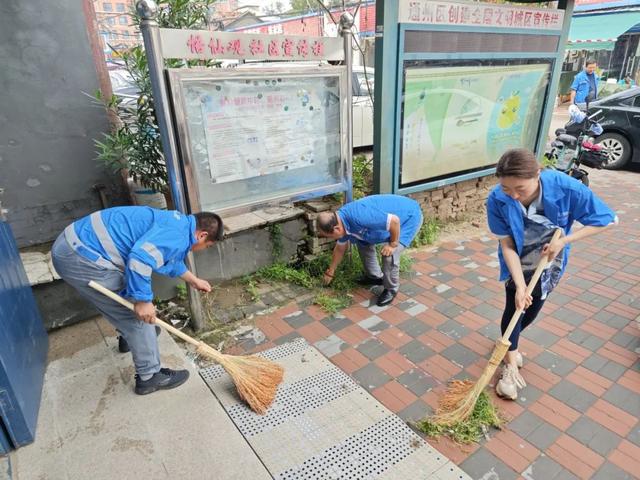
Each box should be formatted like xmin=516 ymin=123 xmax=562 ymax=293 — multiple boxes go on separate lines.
xmin=233 ymin=168 xmax=640 ymax=480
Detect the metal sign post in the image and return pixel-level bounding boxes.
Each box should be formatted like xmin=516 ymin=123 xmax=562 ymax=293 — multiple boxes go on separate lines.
xmin=340 ymin=12 xmax=355 ymax=203
xmin=137 ymin=0 xmax=206 ymax=331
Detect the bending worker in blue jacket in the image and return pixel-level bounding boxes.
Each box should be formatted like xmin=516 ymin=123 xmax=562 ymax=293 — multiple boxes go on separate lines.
xmin=316 ymin=194 xmax=423 ymax=307
xmin=52 ymin=206 xmax=222 ymax=395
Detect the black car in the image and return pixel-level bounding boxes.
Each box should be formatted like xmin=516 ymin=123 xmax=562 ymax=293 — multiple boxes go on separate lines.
xmin=582 ymin=87 xmax=640 ymax=169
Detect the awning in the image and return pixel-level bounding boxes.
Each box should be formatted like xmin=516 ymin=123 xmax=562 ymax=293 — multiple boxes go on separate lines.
xmin=566 ymin=11 xmax=640 ymax=51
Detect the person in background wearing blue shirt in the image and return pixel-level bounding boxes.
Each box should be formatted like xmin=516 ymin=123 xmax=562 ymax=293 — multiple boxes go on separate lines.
xmin=570 ymin=59 xmax=599 ymax=105
xmin=316 ymin=194 xmax=423 ymax=307
xmin=51 ymin=207 xmax=222 ymax=395
xmin=487 ymin=149 xmax=616 ymax=401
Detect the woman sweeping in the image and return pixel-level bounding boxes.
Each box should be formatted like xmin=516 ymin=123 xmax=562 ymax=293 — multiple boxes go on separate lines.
xmin=487 ymin=148 xmax=617 ymax=400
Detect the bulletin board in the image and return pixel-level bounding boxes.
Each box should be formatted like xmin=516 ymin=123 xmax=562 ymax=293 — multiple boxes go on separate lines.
xmin=168 ymin=67 xmax=350 ymax=215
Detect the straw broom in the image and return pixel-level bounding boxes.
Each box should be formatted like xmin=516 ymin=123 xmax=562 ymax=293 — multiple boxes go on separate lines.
xmin=430 ymin=229 xmax=562 ymax=426
xmin=89 ymin=281 xmax=284 ymax=415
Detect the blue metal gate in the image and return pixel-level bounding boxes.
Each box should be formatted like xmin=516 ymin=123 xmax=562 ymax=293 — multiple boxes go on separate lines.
xmin=0 ymin=220 xmax=48 ymax=454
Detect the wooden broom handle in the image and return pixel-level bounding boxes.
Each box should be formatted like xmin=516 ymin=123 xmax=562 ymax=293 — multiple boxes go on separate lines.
xmin=501 ymin=228 xmax=563 ymax=342
xmin=88 ymin=280 xmax=201 ymax=348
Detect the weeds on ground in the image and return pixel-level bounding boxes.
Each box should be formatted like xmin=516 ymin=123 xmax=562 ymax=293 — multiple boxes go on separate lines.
xmin=416 ymin=391 xmax=504 ymax=444
xmin=412 ymin=218 xmax=441 ymax=248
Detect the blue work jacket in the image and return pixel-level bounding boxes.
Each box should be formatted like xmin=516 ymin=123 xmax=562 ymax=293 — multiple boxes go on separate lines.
xmin=571 ymin=70 xmax=599 ymax=104
xmin=65 ymin=206 xmax=196 ymax=301
xmin=487 ymin=169 xmax=616 ymax=282
xmin=337 ymin=194 xmax=422 ymax=247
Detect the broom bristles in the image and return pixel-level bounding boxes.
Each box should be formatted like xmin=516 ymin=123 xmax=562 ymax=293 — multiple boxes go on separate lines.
xmin=430 ymin=340 xmax=510 ymax=426
xmin=197 ymin=343 xmax=284 ymax=415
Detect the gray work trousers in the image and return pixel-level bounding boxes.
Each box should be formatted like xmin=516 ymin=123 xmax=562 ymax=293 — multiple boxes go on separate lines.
xmin=357 ymin=243 xmax=406 ymax=293
xmin=51 ymin=234 xmax=161 ymax=377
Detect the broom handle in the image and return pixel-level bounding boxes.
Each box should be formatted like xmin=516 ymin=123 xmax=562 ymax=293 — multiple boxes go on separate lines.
xmin=501 ymin=228 xmax=563 ymax=342
xmin=88 ymin=280 xmax=201 ymax=348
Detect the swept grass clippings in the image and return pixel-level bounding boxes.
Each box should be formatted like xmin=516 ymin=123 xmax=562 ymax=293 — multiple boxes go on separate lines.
xmin=313 ymin=291 xmax=351 ymax=314
xmin=416 ymin=390 xmax=503 ymax=444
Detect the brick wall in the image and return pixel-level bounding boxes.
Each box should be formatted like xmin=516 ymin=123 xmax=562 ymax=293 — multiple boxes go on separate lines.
xmin=409 ymin=175 xmax=498 ymax=221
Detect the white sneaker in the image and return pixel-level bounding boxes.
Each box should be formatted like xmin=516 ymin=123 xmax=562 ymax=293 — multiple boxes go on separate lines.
xmin=496 ymin=364 xmax=526 ymax=401
xmin=516 ymin=351 xmax=523 ymax=369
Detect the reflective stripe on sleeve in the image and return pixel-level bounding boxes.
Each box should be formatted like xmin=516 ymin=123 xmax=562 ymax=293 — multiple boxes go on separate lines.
xmin=141 ymin=242 xmax=164 ymax=268
xmin=128 ymin=259 xmax=152 ymax=277
xmin=90 ymin=212 xmax=125 ymax=269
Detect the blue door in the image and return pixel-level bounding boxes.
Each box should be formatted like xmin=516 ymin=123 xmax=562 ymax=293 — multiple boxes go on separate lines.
xmin=0 ymin=220 xmax=48 ymax=453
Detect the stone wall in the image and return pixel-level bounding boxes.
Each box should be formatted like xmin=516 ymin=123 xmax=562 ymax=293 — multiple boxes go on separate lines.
xmin=409 ymin=175 xmax=497 ymax=222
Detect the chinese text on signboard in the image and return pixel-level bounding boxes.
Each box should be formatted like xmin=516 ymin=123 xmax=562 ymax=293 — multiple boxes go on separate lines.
xmin=159 ymin=29 xmax=344 ymax=61
xmin=399 ymin=0 xmax=564 ymax=30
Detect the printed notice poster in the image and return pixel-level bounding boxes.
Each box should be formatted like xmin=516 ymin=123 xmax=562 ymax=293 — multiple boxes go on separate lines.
xmin=401 ymin=64 xmax=549 ymax=185
xmin=199 ymin=77 xmax=340 ymax=184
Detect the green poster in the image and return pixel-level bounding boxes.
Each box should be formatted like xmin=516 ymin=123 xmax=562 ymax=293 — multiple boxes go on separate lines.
xmin=401 ymin=64 xmax=549 ymax=185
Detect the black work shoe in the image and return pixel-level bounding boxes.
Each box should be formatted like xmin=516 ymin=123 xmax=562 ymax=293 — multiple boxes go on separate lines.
xmin=134 ymin=368 xmax=190 ymax=395
xmin=376 ymin=289 xmax=397 ymax=307
xmin=118 ymin=326 xmax=161 ymax=354
xmin=358 ymin=275 xmax=384 ymax=286
xmin=118 ymin=335 xmax=130 ymax=353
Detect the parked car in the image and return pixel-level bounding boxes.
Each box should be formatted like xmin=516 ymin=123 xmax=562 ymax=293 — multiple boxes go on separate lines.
xmin=352 ymin=66 xmax=374 ymax=148
xmin=576 ymin=87 xmax=640 ymax=169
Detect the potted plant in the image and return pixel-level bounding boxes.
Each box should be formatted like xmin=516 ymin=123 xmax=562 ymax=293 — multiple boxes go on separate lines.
xmin=94 ymin=0 xmax=217 ymax=209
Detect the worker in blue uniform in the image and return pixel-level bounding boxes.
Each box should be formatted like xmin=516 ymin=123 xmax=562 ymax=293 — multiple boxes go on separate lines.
xmin=316 ymin=194 xmax=423 ymax=307
xmin=570 ymin=58 xmax=599 ymax=105
xmin=51 ymin=206 xmax=223 ymax=395
xmin=487 ymin=148 xmax=616 ymax=400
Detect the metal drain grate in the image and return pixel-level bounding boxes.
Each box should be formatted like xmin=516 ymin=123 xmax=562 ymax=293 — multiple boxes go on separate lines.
xmin=199 ymin=338 xmax=311 ymax=382
xmin=227 ymin=367 xmax=358 ymax=437
xmin=277 ymin=415 xmax=439 ymax=480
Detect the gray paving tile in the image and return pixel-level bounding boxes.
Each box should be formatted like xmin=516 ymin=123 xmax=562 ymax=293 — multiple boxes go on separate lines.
xmin=471 ymin=303 xmax=504 ymax=320
xmin=320 ymin=315 xmax=352 ymax=332
xmin=397 ymin=398 xmax=430 ymax=424
xmin=553 ymin=469 xmax=580 ymax=480
xmin=534 ymin=350 xmax=578 ymax=376
xmin=525 ymin=455 xmax=564 ymax=480
xmin=527 ymin=420 xmax=562 ymax=451
xmin=396 ymin=369 xmax=438 ymax=396
xmin=549 ymin=381 xmax=598 ymax=413
xmin=592 ymin=462 xmax=635 ymax=480
xmin=314 ymin=334 xmax=346 ymax=358
xmin=582 ymin=353 xmax=609 ymax=373
xmin=397 ymin=318 xmax=431 ymax=338
xmin=567 ymin=416 xmax=622 ymax=456
xmin=627 ymin=424 xmax=640 ymax=447
xmin=428 ymin=270 xmax=454 ymax=282
xmin=521 ymin=325 xmax=560 ymax=348
xmin=282 ymin=310 xmax=314 ymax=329
xmin=603 ymin=384 xmax=640 ymax=417
xmin=611 ymin=331 xmax=640 ymax=350
xmin=508 ymin=411 xmax=542 ymax=439
xmin=518 ymin=384 xmax=543 ymax=407
xmin=437 ymin=319 xmax=470 ymax=340
xmin=478 ymin=323 xmax=501 ymax=341
xmin=357 ymin=315 xmax=390 ymax=334
xmin=274 ymin=331 xmax=302 ymax=345
xmin=552 ymin=307 xmax=586 ymax=327
xmin=567 ymin=329 xmax=606 ymax=351
xmin=356 ymin=338 xmax=390 ymax=360
xmin=434 ymin=300 xmax=465 ymax=318
xmin=460 ymin=448 xmax=518 ymax=480
xmin=399 ymin=339 xmax=435 ymax=364
xmin=441 ymin=344 xmax=478 ymax=368
xmin=398 ymin=282 xmax=425 ymax=297
xmin=549 ymin=292 xmax=574 ymax=306
xmin=599 ymin=360 xmax=628 ymax=381
xmin=352 ymin=363 xmax=392 ymax=392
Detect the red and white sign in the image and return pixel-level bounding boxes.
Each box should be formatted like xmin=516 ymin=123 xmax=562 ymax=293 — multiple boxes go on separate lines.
xmin=159 ymin=28 xmax=344 ymax=61
xmin=399 ymin=0 xmax=564 ymax=30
